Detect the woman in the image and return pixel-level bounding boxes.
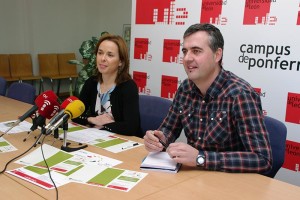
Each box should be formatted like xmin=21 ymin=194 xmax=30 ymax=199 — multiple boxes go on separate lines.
xmin=72 ymin=34 xmax=143 ymax=138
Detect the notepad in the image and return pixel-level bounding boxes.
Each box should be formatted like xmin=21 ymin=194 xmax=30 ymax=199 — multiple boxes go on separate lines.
xmin=140 ymin=152 xmax=181 ymax=173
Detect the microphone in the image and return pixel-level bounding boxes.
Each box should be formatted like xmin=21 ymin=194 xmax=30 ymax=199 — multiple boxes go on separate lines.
xmin=23 ymin=98 xmax=60 ymax=142
xmin=45 ymin=100 xmax=85 ymax=135
xmin=45 ymin=96 xmax=79 ymax=140
xmin=44 ymin=96 xmax=79 ymax=131
xmin=29 ymin=98 xmax=60 ymax=132
xmin=1 ymin=90 xmax=57 ymax=137
xmin=60 ymin=96 xmax=79 ymax=109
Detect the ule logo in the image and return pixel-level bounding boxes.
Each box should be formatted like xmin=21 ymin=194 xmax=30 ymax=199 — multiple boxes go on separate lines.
xmin=254 ymin=87 xmax=267 ymax=115
xmin=243 ymin=0 xmax=277 ymax=25
xmin=161 ymin=75 xmax=178 ymax=99
xmin=283 ymin=140 xmax=300 ymax=172
xmin=134 ymin=38 xmax=152 ymax=61
xmin=297 ymin=2 xmax=300 ymax=25
xmin=254 ymin=87 xmax=261 ymax=95
xmin=163 ymin=39 xmax=183 ymax=64
xmin=285 ymin=92 xmax=300 ymax=124
xmin=200 ymin=0 xmax=228 ymax=25
xmin=135 ymin=0 xmax=188 ymax=25
xmin=133 ymin=71 xmax=151 ymax=94
xmin=254 ymin=87 xmax=266 ymax=98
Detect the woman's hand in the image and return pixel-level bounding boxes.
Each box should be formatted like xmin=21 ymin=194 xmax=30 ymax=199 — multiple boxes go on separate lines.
xmin=87 ymin=113 xmax=115 ymax=128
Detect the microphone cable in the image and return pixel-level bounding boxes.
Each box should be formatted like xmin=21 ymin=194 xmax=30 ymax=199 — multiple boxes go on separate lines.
xmin=0 ymin=133 xmax=58 ymax=200
xmin=40 ymin=134 xmax=58 ymax=200
xmin=0 ymin=132 xmax=43 ymax=174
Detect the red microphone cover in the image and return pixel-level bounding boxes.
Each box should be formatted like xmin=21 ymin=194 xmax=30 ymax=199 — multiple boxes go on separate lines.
xmin=34 ymin=90 xmax=58 ymax=107
xmin=35 ymin=95 xmax=45 ymax=107
xmin=41 ymin=90 xmax=58 ymax=101
xmin=38 ymin=99 xmax=60 ymax=119
xmin=60 ymin=96 xmax=79 ymax=109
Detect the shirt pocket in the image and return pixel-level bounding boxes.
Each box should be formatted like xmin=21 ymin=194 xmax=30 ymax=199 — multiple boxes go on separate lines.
xmin=174 ymin=104 xmax=194 ymax=129
xmin=204 ymin=110 xmax=229 ymax=145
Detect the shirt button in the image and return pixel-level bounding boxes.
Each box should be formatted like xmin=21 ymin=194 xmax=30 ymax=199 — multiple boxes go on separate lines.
xmin=198 ymin=137 xmax=201 ymax=140
xmin=188 ymin=113 xmax=191 ymax=117
xmin=219 ymin=118 xmax=222 ymax=121
xmin=211 ymin=118 xmax=214 ymax=120
xmin=179 ymin=110 xmax=182 ymax=113
xmin=202 ymin=100 xmax=205 ymax=103
xmin=200 ymin=118 xmax=203 ymax=121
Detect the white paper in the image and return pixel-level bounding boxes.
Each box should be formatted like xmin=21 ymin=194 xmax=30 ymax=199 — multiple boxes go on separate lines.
xmin=7 ymin=167 xmax=70 ymax=190
xmin=63 ymin=127 xmax=143 ymax=153
xmin=69 ymin=165 xmax=147 ymax=192
xmin=15 ymin=144 xmax=61 ymax=166
xmin=140 ymin=152 xmax=181 ymax=173
xmin=0 ymin=137 xmax=18 ymax=152
xmin=16 ymin=144 xmax=122 ymax=168
xmin=0 ymin=120 xmax=32 ymax=134
xmin=59 ymin=127 xmax=110 ymax=144
xmin=11 ymin=144 xmax=145 ymax=192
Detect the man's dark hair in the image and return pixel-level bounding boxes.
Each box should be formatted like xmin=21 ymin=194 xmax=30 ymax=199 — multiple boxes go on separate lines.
xmin=184 ymin=23 xmax=224 ymax=66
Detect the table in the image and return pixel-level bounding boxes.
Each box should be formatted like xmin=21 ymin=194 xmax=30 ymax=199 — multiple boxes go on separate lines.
xmin=1 ymin=96 xmax=300 ymax=200
xmin=141 ymin=172 xmax=300 ymax=200
xmin=0 ymin=174 xmax=45 ymax=200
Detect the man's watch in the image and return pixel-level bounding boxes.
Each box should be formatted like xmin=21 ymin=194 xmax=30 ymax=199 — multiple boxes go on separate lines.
xmin=196 ymin=150 xmax=205 ymax=167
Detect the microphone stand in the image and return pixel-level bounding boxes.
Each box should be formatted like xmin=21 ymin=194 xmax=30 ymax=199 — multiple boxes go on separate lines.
xmin=60 ymin=119 xmax=87 ymax=152
xmin=23 ymin=116 xmax=44 ymax=142
xmin=50 ymin=128 xmax=60 ymax=146
xmin=33 ymin=131 xmax=47 ymax=147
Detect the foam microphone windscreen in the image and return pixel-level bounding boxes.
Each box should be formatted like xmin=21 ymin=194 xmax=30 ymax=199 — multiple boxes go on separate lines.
xmin=34 ymin=90 xmax=58 ymax=107
xmin=34 ymin=96 xmax=45 ymax=108
xmin=38 ymin=98 xmax=60 ymax=119
xmin=60 ymin=96 xmax=79 ymax=109
xmin=41 ymin=90 xmax=58 ymax=101
xmin=64 ymin=100 xmax=85 ymax=119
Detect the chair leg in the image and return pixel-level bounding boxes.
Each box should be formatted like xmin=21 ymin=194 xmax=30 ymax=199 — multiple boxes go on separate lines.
xmin=39 ymin=79 xmax=44 ymax=94
xmin=50 ymin=78 xmax=54 ymax=92
xmin=69 ymin=77 xmax=73 ymax=96
xmin=74 ymin=77 xmax=78 ymax=96
xmin=57 ymin=79 xmax=61 ymax=96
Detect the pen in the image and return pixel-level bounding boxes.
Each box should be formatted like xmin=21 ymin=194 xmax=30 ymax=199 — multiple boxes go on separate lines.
xmin=121 ymin=143 xmax=139 ymax=150
xmin=154 ymin=134 xmax=168 ymax=149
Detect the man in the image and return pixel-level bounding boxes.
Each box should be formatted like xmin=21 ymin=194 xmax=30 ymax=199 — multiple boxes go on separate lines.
xmin=144 ymin=23 xmax=272 ymax=173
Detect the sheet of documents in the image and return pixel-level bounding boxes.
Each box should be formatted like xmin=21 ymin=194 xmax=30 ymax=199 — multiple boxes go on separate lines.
xmin=15 ymin=144 xmax=122 ymax=168
xmin=8 ymin=144 xmax=147 ymax=191
xmin=0 ymin=120 xmax=32 ymax=134
xmin=8 ymin=144 xmax=122 ymax=190
xmin=0 ymin=137 xmax=17 ymax=153
xmin=59 ymin=124 xmax=143 ymax=153
xmin=59 ymin=126 xmax=109 ymax=144
xmin=69 ymin=165 xmax=147 ymax=192
xmin=7 ymin=167 xmax=70 ymax=190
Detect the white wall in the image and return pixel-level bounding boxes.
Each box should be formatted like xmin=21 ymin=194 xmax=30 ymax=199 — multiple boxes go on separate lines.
xmin=0 ymin=0 xmax=132 ymax=92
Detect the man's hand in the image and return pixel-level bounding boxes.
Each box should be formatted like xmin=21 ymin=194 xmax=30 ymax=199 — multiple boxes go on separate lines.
xmin=167 ymin=142 xmax=199 ymax=166
xmin=144 ymin=130 xmax=166 ymax=152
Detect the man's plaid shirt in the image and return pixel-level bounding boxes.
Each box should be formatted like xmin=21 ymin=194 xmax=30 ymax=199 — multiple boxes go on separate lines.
xmin=160 ymin=69 xmax=272 ymax=173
